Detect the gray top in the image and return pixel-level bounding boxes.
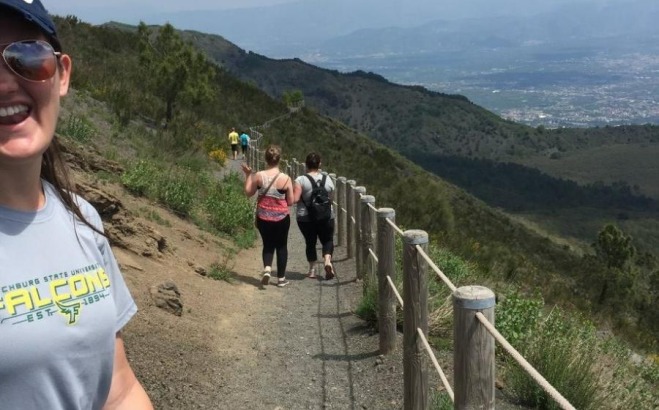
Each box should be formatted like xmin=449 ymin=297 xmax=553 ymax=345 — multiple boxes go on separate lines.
xmin=0 ymin=181 xmax=137 ymax=410
xmin=294 ymin=172 xmax=335 ymax=221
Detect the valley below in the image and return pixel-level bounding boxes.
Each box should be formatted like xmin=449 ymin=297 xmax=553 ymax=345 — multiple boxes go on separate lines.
xmin=305 ymin=44 xmax=659 ymax=128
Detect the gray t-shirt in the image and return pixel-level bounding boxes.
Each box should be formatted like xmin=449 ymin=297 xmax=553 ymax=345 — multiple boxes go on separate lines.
xmin=295 ymin=172 xmax=335 ymax=221
xmin=0 ymin=181 xmax=137 ymax=410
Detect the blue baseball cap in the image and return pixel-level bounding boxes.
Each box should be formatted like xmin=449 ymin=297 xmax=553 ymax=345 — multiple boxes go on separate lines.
xmin=0 ymin=0 xmax=61 ymax=51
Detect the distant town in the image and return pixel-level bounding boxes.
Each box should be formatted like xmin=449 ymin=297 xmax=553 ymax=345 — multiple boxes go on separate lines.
xmin=420 ymin=52 xmax=659 ymax=128
xmin=316 ymin=50 xmax=659 ymax=129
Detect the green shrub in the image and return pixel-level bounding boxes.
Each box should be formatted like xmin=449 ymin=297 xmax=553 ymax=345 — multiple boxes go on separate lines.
xmin=496 ymin=291 xmax=543 ymax=349
xmin=356 ymin=281 xmax=378 ymax=323
xmin=156 ymin=169 xmax=198 ymax=216
xmin=205 ymin=175 xmax=253 ymax=235
xmin=430 ymin=390 xmax=452 ymax=410
xmin=505 ymin=309 xmax=601 ymax=409
xmin=58 ymin=114 xmax=96 ymax=143
xmin=233 ymin=229 xmax=257 ymax=249
xmin=208 ymin=261 xmax=232 ymax=282
xmin=121 ymin=160 xmax=160 ymax=197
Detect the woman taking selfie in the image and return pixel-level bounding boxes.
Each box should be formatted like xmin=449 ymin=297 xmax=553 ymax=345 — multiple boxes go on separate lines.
xmin=0 ymin=1 xmax=153 ymax=408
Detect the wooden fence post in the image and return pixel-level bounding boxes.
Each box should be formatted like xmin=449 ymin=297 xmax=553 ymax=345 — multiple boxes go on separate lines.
xmin=346 ymin=180 xmax=356 ymax=259
xmin=253 ymin=140 xmax=258 ymax=170
xmin=377 ymin=208 xmax=397 ymax=355
xmin=453 ymin=286 xmax=496 ymax=410
xmin=329 ymin=173 xmax=338 ymax=244
xmin=298 ymin=162 xmax=305 ymax=177
xmin=360 ymin=195 xmax=376 ymax=291
xmin=336 ymin=177 xmax=347 ymax=247
xmin=249 ymin=141 xmax=255 ymax=170
xmin=354 ymin=186 xmax=366 ymax=279
xmin=403 ymin=230 xmax=429 ymax=410
xmin=255 ymin=139 xmax=261 ymax=171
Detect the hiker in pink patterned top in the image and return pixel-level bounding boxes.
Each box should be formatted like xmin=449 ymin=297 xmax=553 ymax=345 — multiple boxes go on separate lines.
xmin=241 ymin=145 xmax=294 ymax=288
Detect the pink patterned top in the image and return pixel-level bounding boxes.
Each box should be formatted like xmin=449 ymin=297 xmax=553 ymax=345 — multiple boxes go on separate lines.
xmin=256 ymin=172 xmax=289 ymax=222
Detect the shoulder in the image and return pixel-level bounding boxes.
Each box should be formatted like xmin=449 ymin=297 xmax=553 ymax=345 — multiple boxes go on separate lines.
xmin=44 ymin=181 xmax=104 ymax=233
xmin=321 ymin=174 xmax=334 ymax=189
xmin=74 ymin=193 xmax=104 ymax=231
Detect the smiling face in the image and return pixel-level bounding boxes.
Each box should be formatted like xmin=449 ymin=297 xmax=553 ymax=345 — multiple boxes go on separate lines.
xmin=0 ymin=13 xmax=71 ymax=167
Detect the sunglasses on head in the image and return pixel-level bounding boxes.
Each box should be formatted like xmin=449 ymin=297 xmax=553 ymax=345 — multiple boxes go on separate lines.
xmin=1 ymin=40 xmax=61 ymax=82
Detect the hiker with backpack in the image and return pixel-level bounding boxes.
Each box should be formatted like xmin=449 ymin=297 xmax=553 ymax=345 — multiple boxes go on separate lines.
xmin=293 ymin=152 xmax=336 ymax=280
xmin=241 ymin=145 xmax=294 ymax=287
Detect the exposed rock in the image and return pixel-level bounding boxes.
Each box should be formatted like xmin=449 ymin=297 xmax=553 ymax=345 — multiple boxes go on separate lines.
xmin=150 ymin=282 xmax=183 ymax=316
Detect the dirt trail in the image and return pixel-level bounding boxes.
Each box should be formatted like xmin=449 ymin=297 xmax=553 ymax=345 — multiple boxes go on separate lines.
xmin=114 ymin=158 xmax=409 ymax=409
xmin=212 ymin=158 xmax=407 ymax=409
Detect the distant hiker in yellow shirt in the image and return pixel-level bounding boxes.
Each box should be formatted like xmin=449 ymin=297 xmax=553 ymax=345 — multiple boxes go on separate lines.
xmin=228 ymin=127 xmax=239 ymax=160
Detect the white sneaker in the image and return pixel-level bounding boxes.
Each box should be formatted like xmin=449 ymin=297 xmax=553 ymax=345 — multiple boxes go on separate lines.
xmin=261 ymin=271 xmax=271 ymax=286
xmin=277 ymin=278 xmax=290 ymax=287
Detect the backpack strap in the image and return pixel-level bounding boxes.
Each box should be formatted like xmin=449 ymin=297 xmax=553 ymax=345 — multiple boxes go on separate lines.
xmin=304 ymin=173 xmax=328 ymax=187
xmin=303 ymin=174 xmax=316 ymax=207
xmin=304 ymin=173 xmax=318 ymax=188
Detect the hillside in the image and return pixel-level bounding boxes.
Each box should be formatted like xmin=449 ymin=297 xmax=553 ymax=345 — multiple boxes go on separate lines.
xmin=55 ymin=15 xmax=657 ymax=352
xmin=183 ymin=30 xmax=659 ymax=233
xmin=57 ymin=119 xmax=419 ymax=409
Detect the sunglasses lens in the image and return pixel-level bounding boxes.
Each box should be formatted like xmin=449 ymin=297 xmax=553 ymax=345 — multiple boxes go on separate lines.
xmin=3 ymin=41 xmax=57 ymax=82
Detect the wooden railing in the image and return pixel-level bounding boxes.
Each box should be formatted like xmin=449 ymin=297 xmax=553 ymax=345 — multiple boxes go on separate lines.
xmin=244 ymin=140 xmax=576 ymax=410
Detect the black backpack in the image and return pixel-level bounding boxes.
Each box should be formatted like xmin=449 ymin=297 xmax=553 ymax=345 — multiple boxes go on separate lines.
xmin=305 ymin=174 xmax=332 ymax=222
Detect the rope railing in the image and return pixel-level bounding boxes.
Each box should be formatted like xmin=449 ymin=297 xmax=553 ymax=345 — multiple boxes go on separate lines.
xmin=385 ymin=217 xmax=405 ymax=236
xmin=335 ymin=168 xmax=573 ymax=410
xmin=415 ymin=245 xmax=457 ymax=293
xmin=417 ymin=328 xmax=455 ymax=402
xmin=243 ymin=135 xmax=575 ymax=410
xmin=368 ymin=248 xmax=379 ymax=264
xmin=386 ymin=276 xmax=404 ymax=307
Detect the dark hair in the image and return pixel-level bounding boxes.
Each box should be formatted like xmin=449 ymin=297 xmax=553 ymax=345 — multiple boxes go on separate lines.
xmin=265 ymin=145 xmax=282 ymax=166
xmin=41 ymin=137 xmax=105 ymax=236
xmin=305 ymin=152 xmax=321 ymax=171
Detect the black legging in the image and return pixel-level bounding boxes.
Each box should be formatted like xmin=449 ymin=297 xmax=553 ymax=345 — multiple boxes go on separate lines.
xmin=297 ymin=219 xmax=335 ymax=262
xmin=256 ymin=215 xmax=290 ymax=278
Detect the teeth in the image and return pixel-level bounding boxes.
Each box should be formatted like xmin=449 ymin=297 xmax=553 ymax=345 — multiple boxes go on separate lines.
xmin=0 ymin=105 xmax=28 ymax=117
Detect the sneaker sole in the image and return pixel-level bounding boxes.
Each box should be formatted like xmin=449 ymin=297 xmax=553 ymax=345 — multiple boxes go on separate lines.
xmin=261 ymin=273 xmax=271 ymax=286
xmin=324 ymin=265 xmax=335 ymax=280
xmin=277 ymin=281 xmax=289 ymax=287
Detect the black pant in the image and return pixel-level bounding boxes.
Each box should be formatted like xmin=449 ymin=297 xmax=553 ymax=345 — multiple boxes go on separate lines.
xmin=256 ymin=215 xmax=290 ymax=277
xmin=297 ymin=219 xmax=335 ymax=262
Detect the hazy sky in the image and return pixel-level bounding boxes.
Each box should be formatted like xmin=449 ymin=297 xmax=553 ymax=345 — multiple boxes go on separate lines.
xmin=45 ymin=0 xmax=593 ymax=25
xmin=46 ymin=0 xmax=297 ymax=23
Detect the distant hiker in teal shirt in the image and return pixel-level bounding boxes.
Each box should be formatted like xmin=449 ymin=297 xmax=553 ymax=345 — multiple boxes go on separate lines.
xmin=240 ymin=132 xmax=251 ymax=159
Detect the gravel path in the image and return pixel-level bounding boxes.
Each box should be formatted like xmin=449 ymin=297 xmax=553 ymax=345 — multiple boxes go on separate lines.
xmin=214 ymin=209 xmax=408 ymax=410
xmin=119 ymin=158 xmax=436 ymax=409
xmin=214 ymin=158 xmax=408 ymax=409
